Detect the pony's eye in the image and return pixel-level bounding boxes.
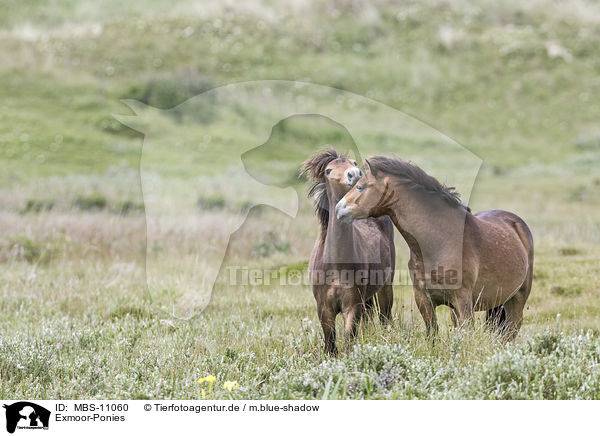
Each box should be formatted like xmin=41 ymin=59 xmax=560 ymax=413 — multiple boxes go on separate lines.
xmin=325 ymin=168 xmax=332 ymax=176
xmin=353 ymin=161 xmax=358 ymax=166
xmin=357 ymin=184 xmax=365 ymax=192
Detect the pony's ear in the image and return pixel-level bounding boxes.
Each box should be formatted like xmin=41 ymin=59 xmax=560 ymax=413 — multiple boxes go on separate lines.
xmin=364 ymin=159 xmax=378 ymax=177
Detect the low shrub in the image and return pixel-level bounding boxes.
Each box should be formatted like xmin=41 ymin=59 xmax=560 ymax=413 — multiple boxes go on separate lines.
xmin=197 ymin=194 xmax=226 ymax=210
xmin=21 ymin=199 xmax=54 ymax=214
xmin=73 ymin=194 xmax=107 ymax=211
xmin=123 ymin=70 xmax=215 ymax=123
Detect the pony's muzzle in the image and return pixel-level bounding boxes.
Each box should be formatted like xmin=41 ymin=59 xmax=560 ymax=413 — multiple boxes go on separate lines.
xmin=344 ymin=167 xmax=363 ymax=186
xmin=335 ymin=198 xmax=354 ymax=222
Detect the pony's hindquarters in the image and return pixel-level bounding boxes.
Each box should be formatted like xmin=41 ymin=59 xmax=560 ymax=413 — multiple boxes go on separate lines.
xmin=471 ymin=210 xmax=532 ymax=310
xmin=483 ymin=215 xmax=534 ymax=340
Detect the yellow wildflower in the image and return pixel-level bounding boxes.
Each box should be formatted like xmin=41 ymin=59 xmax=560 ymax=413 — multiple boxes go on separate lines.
xmin=198 ymin=374 xmax=216 ymax=384
xmin=223 ymin=381 xmax=240 ymax=392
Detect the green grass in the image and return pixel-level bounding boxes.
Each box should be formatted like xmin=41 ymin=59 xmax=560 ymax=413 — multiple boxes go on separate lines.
xmin=1 ymin=256 xmax=600 ymax=399
xmin=1 ymin=0 xmax=600 ymax=399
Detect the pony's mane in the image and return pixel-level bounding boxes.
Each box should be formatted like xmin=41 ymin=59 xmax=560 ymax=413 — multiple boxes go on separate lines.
xmin=300 ymin=147 xmax=346 ymax=237
xmin=367 ymin=156 xmax=471 ymax=212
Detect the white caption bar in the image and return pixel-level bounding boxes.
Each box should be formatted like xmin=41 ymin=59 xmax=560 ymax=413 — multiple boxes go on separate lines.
xmin=0 ymin=400 xmax=595 ymax=436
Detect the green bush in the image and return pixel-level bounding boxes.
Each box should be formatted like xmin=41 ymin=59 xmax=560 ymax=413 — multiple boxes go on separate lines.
xmin=551 ymin=285 xmax=582 ymax=297
xmin=115 ymin=200 xmax=144 ymax=215
xmin=123 ymin=70 xmax=215 ymax=123
xmin=264 ymin=331 xmax=600 ymax=400
xmin=8 ymin=235 xmax=56 ymax=264
xmin=559 ymin=247 xmax=582 ymax=256
xmin=251 ymin=231 xmax=292 ymax=258
xmin=21 ymin=199 xmax=54 ymax=214
xmin=197 ymin=194 xmax=226 ymax=210
xmin=73 ymin=194 xmax=107 ymax=211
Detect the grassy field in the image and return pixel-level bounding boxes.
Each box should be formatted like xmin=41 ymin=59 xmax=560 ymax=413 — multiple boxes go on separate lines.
xmin=1 ymin=0 xmax=600 ymax=399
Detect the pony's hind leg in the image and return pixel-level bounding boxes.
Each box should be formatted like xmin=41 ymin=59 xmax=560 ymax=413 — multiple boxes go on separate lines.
xmin=501 ymin=297 xmax=524 ymax=341
xmin=502 ymin=258 xmax=533 ymax=341
xmin=501 ymin=219 xmax=534 ymax=341
xmin=485 ymin=305 xmax=506 ymax=332
xmin=342 ymin=302 xmax=365 ymax=352
xmin=449 ymin=307 xmax=459 ymax=328
xmin=502 ymin=281 xmax=531 ymax=341
xmin=377 ymin=284 xmax=394 ymax=324
xmin=362 ymin=285 xmax=393 ymax=324
xmin=450 ymin=289 xmax=475 ymax=329
xmin=363 ymin=296 xmax=376 ymax=319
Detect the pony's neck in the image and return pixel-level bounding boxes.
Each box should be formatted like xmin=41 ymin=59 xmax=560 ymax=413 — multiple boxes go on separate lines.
xmin=323 ymin=185 xmax=356 ymax=261
xmin=385 ymin=181 xmax=467 ymax=261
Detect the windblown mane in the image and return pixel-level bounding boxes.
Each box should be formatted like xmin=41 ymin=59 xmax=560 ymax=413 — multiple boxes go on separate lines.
xmin=300 ymin=147 xmax=345 ymax=237
xmin=367 ymin=156 xmax=471 ymax=212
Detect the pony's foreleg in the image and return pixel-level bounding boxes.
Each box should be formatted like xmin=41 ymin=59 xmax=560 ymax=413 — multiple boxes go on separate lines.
xmin=414 ymin=287 xmax=437 ymax=336
xmin=317 ymin=303 xmax=338 ymax=356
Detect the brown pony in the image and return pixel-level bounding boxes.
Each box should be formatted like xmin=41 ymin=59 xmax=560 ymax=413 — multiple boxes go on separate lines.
xmin=301 ymin=148 xmax=396 ymax=355
xmin=336 ymin=156 xmax=533 ymax=340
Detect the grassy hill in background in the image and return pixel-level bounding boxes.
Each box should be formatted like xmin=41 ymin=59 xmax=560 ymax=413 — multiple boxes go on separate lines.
xmin=0 ymin=0 xmax=599 ymax=183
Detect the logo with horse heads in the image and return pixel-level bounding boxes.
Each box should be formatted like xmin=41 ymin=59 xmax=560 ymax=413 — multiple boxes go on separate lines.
xmin=114 ymin=80 xmax=482 ymax=319
xmin=3 ymin=402 xmax=50 ymax=433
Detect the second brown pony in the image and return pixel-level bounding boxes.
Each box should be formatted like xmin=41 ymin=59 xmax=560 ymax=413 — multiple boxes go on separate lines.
xmin=302 ymin=148 xmax=396 ymax=355
xmin=336 ymin=156 xmax=534 ymax=340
